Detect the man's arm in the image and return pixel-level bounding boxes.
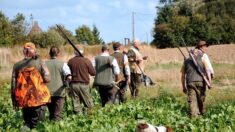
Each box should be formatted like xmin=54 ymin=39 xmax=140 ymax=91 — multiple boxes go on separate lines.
xmin=41 ymin=60 xmax=50 ymax=83
xmin=87 ymin=59 xmax=96 ymax=76
xmin=11 ymin=66 xmax=18 ymax=111
xmin=201 ymin=54 xmax=213 ymax=85
xmin=123 ymin=54 xmax=131 ymax=83
xmin=181 ymin=64 xmax=187 ymax=94
xmin=112 ymin=58 xmax=120 ymax=75
xmin=62 ymin=63 xmax=72 ymax=81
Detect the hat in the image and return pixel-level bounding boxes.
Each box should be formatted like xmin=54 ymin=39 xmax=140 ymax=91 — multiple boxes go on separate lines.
xmin=24 ymin=42 xmax=36 ymax=50
xmin=113 ymin=42 xmax=121 ymax=50
xmin=196 ymin=41 xmax=208 ymax=49
xmin=102 ymin=45 xmax=109 ymax=51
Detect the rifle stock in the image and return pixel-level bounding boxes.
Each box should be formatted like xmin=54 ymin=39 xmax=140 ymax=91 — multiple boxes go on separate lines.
xmin=180 ymin=38 xmax=211 ymax=88
xmin=56 ymin=24 xmax=83 ymax=57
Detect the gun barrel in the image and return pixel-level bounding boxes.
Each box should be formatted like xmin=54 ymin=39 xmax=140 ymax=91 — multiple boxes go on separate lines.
xmin=177 ymin=46 xmax=186 ymax=60
xmin=56 ymin=24 xmax=83 ymax=57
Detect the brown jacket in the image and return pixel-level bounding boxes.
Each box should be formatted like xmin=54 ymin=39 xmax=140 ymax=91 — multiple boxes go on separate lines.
xmin=68 ymin=56 xmax=96 ymax=84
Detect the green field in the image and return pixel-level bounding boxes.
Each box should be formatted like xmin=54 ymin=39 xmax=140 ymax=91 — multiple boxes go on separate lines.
xmin=0 ymin=63 xmax=235 ymax=131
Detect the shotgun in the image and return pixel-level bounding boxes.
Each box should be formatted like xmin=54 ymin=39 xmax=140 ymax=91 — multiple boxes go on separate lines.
xmin=177 ymin=46 xmax=186 ymax=60
xmin=180 ymin=38 xmax=211 ymax=88
xmin=56 ymin=24 xmax=83 ymax=57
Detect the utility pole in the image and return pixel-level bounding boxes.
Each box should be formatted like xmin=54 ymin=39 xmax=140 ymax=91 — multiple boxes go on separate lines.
xmin=124 ymin=38 xmax=130 ymax=46
xmin=132 ymin=12 xmax=135 ymax=43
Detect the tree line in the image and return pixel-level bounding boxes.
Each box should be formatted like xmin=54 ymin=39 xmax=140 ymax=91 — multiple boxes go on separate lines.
xmin=0 ymin=11 xmax=104 ymax=47
xmin=151 ymin=0 xmax=235 ymax=48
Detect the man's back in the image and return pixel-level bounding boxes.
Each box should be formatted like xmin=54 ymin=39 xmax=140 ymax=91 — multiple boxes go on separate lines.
xmin=46 ymin=59 xmax=64 ymax=96
xmin=94 ymin=55 xmax=115 ymax=86
xmin=13 ymin=58 xmax=50 ymax=108
xmin=68 ymin=56 xmax=95 ymax=84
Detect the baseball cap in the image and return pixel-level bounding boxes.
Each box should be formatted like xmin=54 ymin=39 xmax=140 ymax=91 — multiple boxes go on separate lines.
xmin=24 ymin=42 xmax=36 ymax=50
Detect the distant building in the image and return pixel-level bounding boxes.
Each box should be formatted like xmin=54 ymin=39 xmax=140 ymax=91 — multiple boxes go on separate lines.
xmin=28 ymin=21 xmax=42 ymax=36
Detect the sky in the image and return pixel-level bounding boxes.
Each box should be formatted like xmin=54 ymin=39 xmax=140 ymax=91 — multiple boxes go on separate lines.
xmin=0 ymin=0 xmax=160 ymax=43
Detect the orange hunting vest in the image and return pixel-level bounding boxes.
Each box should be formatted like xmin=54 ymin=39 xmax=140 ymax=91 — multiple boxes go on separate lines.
xmin=15 ymin=67 xmax=50 ymax=108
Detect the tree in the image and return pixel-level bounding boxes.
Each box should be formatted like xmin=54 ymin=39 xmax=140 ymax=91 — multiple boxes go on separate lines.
xmin=30 ymin=29 xmax=65 ymax=48
xmin=44 ymin=29 xmax=65 ymax=47
xmin=75 ymin=25 xmax=95 ymax=45
xmin=152 ymin=0 xmax=235 ymax=48
xmin=0 ymin=11 xmax=13 ymax=46
xmin=49 ymin=24 xmax=78 ymax=45
xmin=11 ymin=13 xmax=27 ymax=45
xmin=92 ymin=25 xmax=104 ymax=44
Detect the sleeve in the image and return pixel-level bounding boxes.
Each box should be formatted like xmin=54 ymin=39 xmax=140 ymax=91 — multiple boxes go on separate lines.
xmin=92 ymin=58 xmax=96 ymax=67
xmin=11 ymin=65 xmax=17 ymax=108
xmin=180 ymin=61 xmax=185 ymax=73
xmin=123 ymin=54 xmax=130 ymax=76
xmin=112 ymin=58 xmax=120 ymax=75
xmin=202 ymin=54 xmax=214 ymax=74
xmin=62 ymin=63 xmax=71 ymax=77
xmin=40 ymin=60 xmax=51 ymax=83
xmin=87 ymin=59 xmax=96 ymax=76
xmin=11 ymin=65 xmax=17 ymax=91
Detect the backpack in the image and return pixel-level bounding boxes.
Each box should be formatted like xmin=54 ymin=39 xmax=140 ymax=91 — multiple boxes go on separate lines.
xmin=15 ymin=67 xmax=50 ymax=108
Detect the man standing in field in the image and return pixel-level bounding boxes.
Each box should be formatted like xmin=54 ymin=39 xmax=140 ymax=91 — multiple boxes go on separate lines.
xmin=111 ymin=42 xmax=130 ymax=103
xmin=181 ymin=47 xmax=212 ymax=117
xmin=11 ymin=42 xmax=51 ymax=129
xmin=127 ymin=39 xmax=148 ymax=98
xmin=68 ymin=45 xmax=96 ymax=115
xmin=46 ymin=46 xmax=71 ymax=120
xmin=196 ymin=41 xmax=214 ymax=85
xmin=93 ymin=45 xmax=120 ymax=107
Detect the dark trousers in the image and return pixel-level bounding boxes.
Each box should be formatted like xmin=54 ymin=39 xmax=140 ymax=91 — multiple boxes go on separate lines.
xmin=22 ymin=105 xmax=46 ymax=129
xmin=130 ymin=73 xmax=142 ymax=98
xmin=98 ymin=85 xmax=118 ymax=107
xmin=187 ymin=82 xmax=206 ymax=117
xmin=69 ymin=83 xmax=94 ymax=114
xmin=47 ymin=96 xmax=64 ymax=121
xmin=116 ymin=81 xmax=128 ymax=103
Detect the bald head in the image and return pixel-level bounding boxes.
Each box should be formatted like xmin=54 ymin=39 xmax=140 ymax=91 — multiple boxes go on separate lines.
xmin=133 ymin=38 xmax=140 ymax=49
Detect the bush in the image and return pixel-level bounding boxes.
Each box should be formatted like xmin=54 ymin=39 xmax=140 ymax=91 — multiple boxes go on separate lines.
xmin=30 ymin=29 xmax=65 ymax=48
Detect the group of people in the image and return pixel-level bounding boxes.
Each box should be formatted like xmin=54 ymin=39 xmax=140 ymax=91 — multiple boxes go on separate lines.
xmin=10 ymin=39 xmax=214 ymax=129
xmin=11 ymin=39 xmax=148 ymax=129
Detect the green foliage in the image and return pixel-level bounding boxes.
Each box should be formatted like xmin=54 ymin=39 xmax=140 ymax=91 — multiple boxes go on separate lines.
xmin=75 ymin=25 xmax=104 ymax=45
xmin=152 ymin=0 xmax=235 ymax=48
xmin=30 ymin=29 xmax=65 ymax=48
xmin=49 ymin=24 xmax=78 ymax=45
xmin=11 ymin=13 xmax=27 ymax=45
xmin=92 ymin=25 xmax=104 ymax=45
xmin=29 ymin=32 xmax=44 ymax=47
xmin=1 ymin=83 xmax=235 ymax=131
xmin=44 ymin=29 xmax=65 ymax=47
xmin=75 ymin=25 xmax=95 ymax=45
xmin=0 ymin=11 xmax=13 ymax=46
